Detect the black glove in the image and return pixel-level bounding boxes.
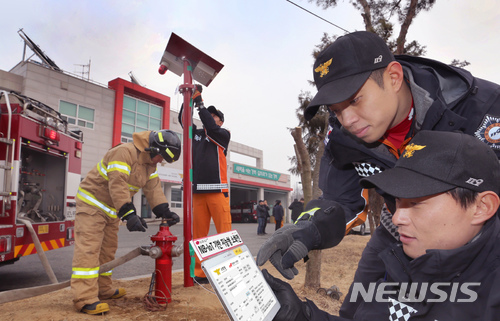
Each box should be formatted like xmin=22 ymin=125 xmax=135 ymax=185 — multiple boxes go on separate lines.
xmin=126 ymin=214 xmax=148 ymax=232
xmin=118 ymin=202 xmax=148 ymax=232
xmin=256 ymin=199 xmax=346 ymax=279
xmin=152 ymin=203 xmax=180 ymax=226
xmin=262 ymin=269 xmax=310 ymax=321
xmin=192 ymin=84 xmax=203 ymax=109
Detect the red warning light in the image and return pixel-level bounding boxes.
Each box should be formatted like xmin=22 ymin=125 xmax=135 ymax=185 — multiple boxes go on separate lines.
xmin=44 ymin=127 xmax=60 ymax=142
xmin=158 ymin=64 xmax=168 ymax=75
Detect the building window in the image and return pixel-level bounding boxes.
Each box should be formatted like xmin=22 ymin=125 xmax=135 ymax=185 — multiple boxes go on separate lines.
xmin=121 ymin=95 xmax=163 ymax=143
xmin=171 ymin=187 xmax=182 ymax=208
xmin=59 ymin=101 xmax=95 ymax=129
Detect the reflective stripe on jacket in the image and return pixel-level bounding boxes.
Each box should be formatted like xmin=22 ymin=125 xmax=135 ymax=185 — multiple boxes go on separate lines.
xmin=78 ymin=131 xmax=168 ymax=213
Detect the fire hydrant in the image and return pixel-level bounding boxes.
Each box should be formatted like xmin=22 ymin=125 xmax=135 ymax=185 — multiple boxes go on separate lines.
xmin=149 ymin=218 xmax=183 ymax=303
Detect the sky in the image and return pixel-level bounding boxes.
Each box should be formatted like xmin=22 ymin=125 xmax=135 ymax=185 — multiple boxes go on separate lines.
xmin=1 ymin=0 xmax=499 ymax=184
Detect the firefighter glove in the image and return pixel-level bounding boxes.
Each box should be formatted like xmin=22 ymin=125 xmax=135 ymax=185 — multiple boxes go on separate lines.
xmin=126 ymin=214 xmax=148 ymax=232
xmin=262 ymin=269 xmax=311 ymax=321
xmin=152 ymin=203 xmax=180 ymax=226
xmin=118 ymin=202 xmax=148 ymax=232
xmin=256 ymin=199 xmax=346 ymax=280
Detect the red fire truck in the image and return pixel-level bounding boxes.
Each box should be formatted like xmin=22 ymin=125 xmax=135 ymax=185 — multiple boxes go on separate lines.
xmin=0 ymin=91 xmax=83 ymax=265
xmin=230 ymin=201 xmax=258 ymax=223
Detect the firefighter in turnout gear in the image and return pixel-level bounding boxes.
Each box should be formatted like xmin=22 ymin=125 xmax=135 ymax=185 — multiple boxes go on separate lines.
xmin=71 ymin=130 xmax=181 ymax=315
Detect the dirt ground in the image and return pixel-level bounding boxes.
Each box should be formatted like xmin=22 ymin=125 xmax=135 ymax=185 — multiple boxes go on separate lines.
xmin=0 ymin=234 xmax=369 ymax=321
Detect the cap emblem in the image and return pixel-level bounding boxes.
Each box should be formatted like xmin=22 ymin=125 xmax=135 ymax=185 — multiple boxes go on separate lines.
xmin=402 ymin=143 xmax=426 ymax=158
xmin=374 ymin=55 xmax=383 ymax=64
xmin=466 ymin=178 xmax=484 ymax=187
xmin=314 ymin=58 xmax=332 ymax=78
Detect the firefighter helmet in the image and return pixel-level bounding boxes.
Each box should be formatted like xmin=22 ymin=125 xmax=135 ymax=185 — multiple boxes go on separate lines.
xmin=148 ymin=130 xmax=181 ymax=163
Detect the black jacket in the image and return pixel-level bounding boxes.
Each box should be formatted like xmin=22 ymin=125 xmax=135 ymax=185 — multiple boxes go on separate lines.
xmin=317 ymin=55 xmax=500 ymax=318
xmin=273 ymin=204 xmax=284 ymax=221
xmin=289 ymin=201 xmax=304 ymax=222
xmin=321 ymin=55 xmax=500 ymax=225
xmin=307 ymin=217 xmax=500 ymax=320
xmin=256 ymin=204 xmax=269 ymax=218
xmin=192 ymin=107 xmax=231 ymax=194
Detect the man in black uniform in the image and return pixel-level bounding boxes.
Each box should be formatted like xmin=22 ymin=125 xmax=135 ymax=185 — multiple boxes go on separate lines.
xmin=257 ymin=31 xmax=500 ymax=316
xmin=263 ymin=130 xmax=500 ymax=320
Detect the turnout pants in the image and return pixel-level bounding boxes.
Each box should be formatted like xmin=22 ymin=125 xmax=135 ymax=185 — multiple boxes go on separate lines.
xmin=71 ymin=201 xmax=119 ymax=311
xmin=193 ymin=192 xmax=231 ymax=278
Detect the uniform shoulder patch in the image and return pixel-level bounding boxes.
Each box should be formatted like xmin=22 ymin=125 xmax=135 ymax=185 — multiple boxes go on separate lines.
xmin=474 ymin=114 xmax=500 ymax=149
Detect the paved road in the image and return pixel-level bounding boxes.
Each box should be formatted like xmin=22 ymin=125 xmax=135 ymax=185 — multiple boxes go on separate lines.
xmin=0 ymin=221 xmax=275 ymax=292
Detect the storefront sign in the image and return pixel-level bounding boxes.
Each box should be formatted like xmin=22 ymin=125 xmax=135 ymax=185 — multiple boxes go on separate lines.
xmin=233 ymin=164 xmax=281 ymax=181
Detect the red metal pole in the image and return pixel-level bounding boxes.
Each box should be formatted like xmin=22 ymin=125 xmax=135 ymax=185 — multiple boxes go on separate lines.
xmin=179 ymin=58 xmax=194 ymax=287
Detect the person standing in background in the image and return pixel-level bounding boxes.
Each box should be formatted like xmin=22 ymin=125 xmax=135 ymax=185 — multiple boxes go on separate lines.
xmin=289 ymin=198 xmax=304 ymax=223
xmin=257 ymin=200 xmax=270 ymax=235
xmin=273 ymin=200 xmax=284 ymax=230
xmin=264 ymin=199 xmax=270 ymax=231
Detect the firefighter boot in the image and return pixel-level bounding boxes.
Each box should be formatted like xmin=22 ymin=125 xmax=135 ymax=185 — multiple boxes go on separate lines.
xmin=81 ymin=301 xmax=110 ymax=315
xmin=100 ymin=288 xmax=127 ymax=300
xmin=109 ymin=288 xmax=127 ymax=299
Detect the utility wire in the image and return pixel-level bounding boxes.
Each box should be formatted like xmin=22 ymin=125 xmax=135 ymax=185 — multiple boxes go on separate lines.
xmin=286 ymin=0 xmax=350 ymax=33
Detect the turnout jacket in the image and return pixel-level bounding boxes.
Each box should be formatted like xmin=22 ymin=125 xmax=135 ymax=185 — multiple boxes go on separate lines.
xmin=76 ymin=131 xmax=167 ymax=217
xmin=307 ymin=217 xmax=500 ymax=320
xmin=192 ymin=107 xmax=230 ymax=194
xmin=320 ymin=55 xmax=500 ymax=227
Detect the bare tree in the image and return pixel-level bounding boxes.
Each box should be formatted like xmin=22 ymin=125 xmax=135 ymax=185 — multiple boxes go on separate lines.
xmin=291 ymin=113 xmax=330 ymax=289
xmin=311 ymin=0 xmax=435 ymax=54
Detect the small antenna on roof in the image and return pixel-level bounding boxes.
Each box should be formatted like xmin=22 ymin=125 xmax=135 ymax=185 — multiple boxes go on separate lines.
xmin=74 ymin=59 xmax=91 ymax=81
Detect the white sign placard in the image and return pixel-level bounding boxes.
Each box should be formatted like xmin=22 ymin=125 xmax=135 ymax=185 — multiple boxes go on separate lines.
xmin=190 ymin=230 xmax=243 ymax=261
xmin=201 ymin=245 xmax=280 ymax=321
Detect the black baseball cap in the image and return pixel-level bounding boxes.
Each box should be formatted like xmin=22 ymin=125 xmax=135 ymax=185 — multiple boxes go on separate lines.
xmin=207 ymin=105 xmax=224 ymax=122
xmin=360 ymin=131 xmax=500 ymax=198
xmin=305 ymin=31 xmax=395 ymax=120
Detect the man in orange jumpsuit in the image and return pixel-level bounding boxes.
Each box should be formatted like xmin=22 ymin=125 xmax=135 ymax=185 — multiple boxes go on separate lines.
xmin=71 ymin=130 xmax=181 ymax=314
xmin=189 ymin=87 xmax=231 ymax=284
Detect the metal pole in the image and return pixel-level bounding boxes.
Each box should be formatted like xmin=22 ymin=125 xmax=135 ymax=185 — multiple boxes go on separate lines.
xmin=179 ymin=59 xmax=194 ymax=287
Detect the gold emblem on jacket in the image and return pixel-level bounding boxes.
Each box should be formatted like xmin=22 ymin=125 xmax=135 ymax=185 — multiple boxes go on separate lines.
xmin=403 ymin=143 xmax=426 ymax=158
